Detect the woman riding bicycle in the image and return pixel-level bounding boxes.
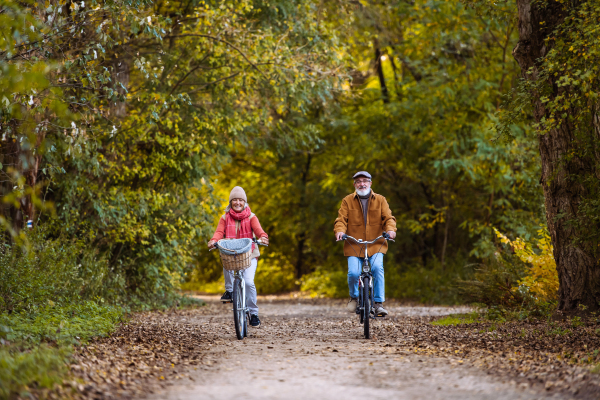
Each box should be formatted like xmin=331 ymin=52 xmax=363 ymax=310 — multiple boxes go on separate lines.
xmin=207 ymin=186 xmax=269 ymax=327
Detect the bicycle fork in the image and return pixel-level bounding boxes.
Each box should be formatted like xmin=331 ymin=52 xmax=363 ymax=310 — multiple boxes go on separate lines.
xmin=358 ymin=273 xmax=373 ymax=313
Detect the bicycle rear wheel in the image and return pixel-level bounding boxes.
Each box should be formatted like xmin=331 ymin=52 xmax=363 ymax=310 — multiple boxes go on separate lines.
xmin=363 ymin=276 xmax=370 ymax=339
xmin=232 ymin=279 xmax=246 ymax=340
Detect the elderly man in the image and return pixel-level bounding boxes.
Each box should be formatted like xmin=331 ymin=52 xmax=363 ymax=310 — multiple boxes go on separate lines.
xmin=334 ymin=171 xmax=397 ymax=316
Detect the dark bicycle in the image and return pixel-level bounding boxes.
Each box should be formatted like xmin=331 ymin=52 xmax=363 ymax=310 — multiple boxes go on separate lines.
xmin=210 ymin=238 xmax=267 ymax=340
xmin=340 ymin=232 xmax=394 ymax=339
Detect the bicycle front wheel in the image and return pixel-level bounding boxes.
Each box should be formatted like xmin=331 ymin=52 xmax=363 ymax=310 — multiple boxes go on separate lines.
xmin=232 ymin=279 xmax=246 ymax=340
xmin=363 ymin=276 xmax=370 ymax=339
xmin=359 ymin=279 xmax=364 ymax=324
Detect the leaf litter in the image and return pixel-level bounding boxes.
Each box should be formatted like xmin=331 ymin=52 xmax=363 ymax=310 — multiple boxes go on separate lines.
xmin=42 ymin=299 xmax=600 ymax=399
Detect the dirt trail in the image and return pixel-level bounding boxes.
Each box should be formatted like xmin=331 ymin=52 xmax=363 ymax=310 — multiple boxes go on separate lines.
xmin=146 ymin=297 xmax=562 ymax=400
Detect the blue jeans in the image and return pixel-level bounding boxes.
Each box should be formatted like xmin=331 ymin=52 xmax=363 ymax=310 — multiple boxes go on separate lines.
xmin=347 ymin=253 xmax=385 ymax=303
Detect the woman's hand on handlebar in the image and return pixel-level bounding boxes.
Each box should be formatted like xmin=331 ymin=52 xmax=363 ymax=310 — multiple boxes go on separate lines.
xmin=257 ymin=236 xmax=269 ymax=246
xmin=207 ymin=240 xmax=217 ymax=249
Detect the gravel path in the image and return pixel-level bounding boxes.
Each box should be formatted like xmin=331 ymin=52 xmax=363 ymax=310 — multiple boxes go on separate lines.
xmin=146 ymin=297 xmax=564 ymax=400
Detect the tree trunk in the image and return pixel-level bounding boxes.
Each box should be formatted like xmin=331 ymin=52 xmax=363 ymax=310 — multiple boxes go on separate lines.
xmin=374 ymin=44 xmax=389 ymax=104
xmin=513 ymin=0 xmax=600 ymax=313
xmin=110 ymin=58 xmax=130 ymax=118
xmin=294 ymin=153 xmax=312 ymax=282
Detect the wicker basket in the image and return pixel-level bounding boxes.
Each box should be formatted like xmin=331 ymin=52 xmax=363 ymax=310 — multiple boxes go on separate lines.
xmin=217 ymin=238 xmax=253 ymax=271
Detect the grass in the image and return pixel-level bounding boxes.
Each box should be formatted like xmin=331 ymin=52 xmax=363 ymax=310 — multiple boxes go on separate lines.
xmin=431 ymin=312 xmax=480 ymax=326
xmin=0 ymin=345 xmax=70 ymax=398
xmin=0 ymin=300 xmax=124 ymax=399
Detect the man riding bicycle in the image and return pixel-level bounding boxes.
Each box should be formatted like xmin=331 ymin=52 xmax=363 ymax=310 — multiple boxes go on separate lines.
xmin=334 ymin=171 xmax=397 ymax=317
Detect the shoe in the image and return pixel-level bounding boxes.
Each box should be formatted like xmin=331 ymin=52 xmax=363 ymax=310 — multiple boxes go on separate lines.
xmin=373 ymin=302 xmax=388 ymax=317
xmin=250 ymin=314 xmax=261 ymax=327
xmin=347 ymin=298 xmax=358 ymax=312
xmin=220 ymin=291 xmax=232 ymax=302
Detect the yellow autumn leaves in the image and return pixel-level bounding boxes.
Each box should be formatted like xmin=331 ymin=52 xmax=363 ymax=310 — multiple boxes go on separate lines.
xmin=494 ymin=228 xmax=558 ymax=301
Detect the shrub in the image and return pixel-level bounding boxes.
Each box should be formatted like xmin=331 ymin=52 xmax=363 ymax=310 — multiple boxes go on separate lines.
xmin=457 ymin=227 xmax=559 ymax=318
xmin=0 ymin=228 xmax=83 ymax=313
xmin=0 ymin=345 xmax=70 ymax=399
xmin=456 ymin=253 xmax=531 ymax=309
xmin=301 ymin=269 xmax=348 ymax=298
xmin=494 ymin=227 xmax=558 ymax=301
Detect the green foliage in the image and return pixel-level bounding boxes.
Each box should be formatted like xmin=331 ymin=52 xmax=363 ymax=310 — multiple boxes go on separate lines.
xmin=457 ymin=251 xmax=531 ymax=309
xmin=0 ymin=345 xmax=70 ymax=399
xmin=0 ymin=301 xmax=123 ymax=346
xmin=0 ymin=225 xmax=123 ymax=313
xmin=0 ymin=300 xmax=123 ymax=399
xmin=385 ymin=257 xmax=473 ymax=304
xmin=190 ymin=0 xmax=544 ymax=301
xmin=431 ymin=313 xmax=479 ymax=326
xmin=301 ymin=269 xmax=348 ymax=298
xmin=1 ymin=0 xmax=345 ymax=306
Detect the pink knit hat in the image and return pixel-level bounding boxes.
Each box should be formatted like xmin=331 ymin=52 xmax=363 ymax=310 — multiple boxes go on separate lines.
xmin=229 ymin=186 xmax=247 ymax=202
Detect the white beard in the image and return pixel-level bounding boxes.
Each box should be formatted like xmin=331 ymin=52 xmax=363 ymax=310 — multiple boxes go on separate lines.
xmin=356 ymin=188 xmax=371 ymax=196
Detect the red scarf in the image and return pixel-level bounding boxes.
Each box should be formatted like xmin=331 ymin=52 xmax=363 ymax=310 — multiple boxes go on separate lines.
xmin=225 ymin=206 xmax=255 ymax=250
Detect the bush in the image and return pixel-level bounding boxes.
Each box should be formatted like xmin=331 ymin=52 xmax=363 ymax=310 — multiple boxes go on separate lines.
xmin=494 ymin=227 xmax=558 ymax=301
xmin=385 ymin=259 xmax=470 ymax=304
xmin=0 ymin=345 xmax=70 ymax=399
xmin=0 ymin=225 xmax=127 ymax=314
xmin=0 ymin=300 xmax=124 ymax=399
xmin=0 ymin=229 xmax=83 ymax=313
xmin=0 ymin=301 xmax=123 ymax=346
xmin=301 ymin=269 xmax=348 ymax=298
xmin=457 ymin=228 xmax=559 ymax=319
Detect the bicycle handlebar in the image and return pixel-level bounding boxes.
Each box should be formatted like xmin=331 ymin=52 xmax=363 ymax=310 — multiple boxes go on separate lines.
xmin=209 ymin=238 xmax=268 ymax=251
xmin=340 ymin=232 xmax=395 ymax=244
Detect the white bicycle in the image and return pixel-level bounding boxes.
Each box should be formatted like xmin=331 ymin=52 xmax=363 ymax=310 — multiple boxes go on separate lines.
xmin=210 ymin=238 xmax=266 ymax=340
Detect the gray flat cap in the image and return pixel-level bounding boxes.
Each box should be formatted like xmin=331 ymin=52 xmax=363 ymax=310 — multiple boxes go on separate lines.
xmin=352 ymin=171 xmax=372 ymax=180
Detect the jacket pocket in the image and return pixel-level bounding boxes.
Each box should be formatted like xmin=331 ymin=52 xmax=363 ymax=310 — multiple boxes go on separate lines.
xmin=368 ymin=209 xmax=382 ymax=225
xmin=348 ymin=209 xmax=363 ymax=225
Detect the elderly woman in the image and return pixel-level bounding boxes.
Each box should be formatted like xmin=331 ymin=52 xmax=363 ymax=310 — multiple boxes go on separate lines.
xmin=207 ymin=186 xmax=269 ymax=327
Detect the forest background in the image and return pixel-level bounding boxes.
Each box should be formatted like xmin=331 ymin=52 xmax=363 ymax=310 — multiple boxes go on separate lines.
xmin=2 ymin=0 xmax=599 ymax=395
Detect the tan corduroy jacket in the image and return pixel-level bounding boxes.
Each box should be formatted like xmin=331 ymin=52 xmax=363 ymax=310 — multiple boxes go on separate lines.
xmin=334 ymin=191 xmax=397 ymax=257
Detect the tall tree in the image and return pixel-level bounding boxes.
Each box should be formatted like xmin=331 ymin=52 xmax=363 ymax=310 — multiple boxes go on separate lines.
xmin=510 ymin=0 xmax=600 ymax=312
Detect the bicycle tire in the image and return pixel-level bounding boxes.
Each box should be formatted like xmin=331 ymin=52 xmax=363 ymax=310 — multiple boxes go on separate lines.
xmin=232 ymin=279 xmax=245 ymax=340
xmin=363 ymin=276 xmax=370 ymax=339
xmin=244 ymin=311 xmax=248 ymax=337
xmin=359 ymin=279 xmax=364 ymax=324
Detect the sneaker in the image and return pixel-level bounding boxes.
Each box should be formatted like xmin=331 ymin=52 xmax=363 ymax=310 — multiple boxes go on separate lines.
xmin=220 ymin=291 xmax=232 ymax=302
xmin=347 ymin=298 xmax=358 ymax=312
xmin=373 ymin=302 xmax=388 ymax=317
xmin=250 ymin=314 xmax=261 ymax=327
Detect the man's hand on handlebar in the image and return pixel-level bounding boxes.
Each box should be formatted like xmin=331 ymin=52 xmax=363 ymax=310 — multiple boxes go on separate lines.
xmin=335 ymin=232 xmax=345 ymax=241
xmin=386 ymin=230 xmax=396 ymax=240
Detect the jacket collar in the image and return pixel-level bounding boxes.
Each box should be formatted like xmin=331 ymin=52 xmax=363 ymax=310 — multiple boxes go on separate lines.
xmin=353 ymin=190 xmax=376 ymax=200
